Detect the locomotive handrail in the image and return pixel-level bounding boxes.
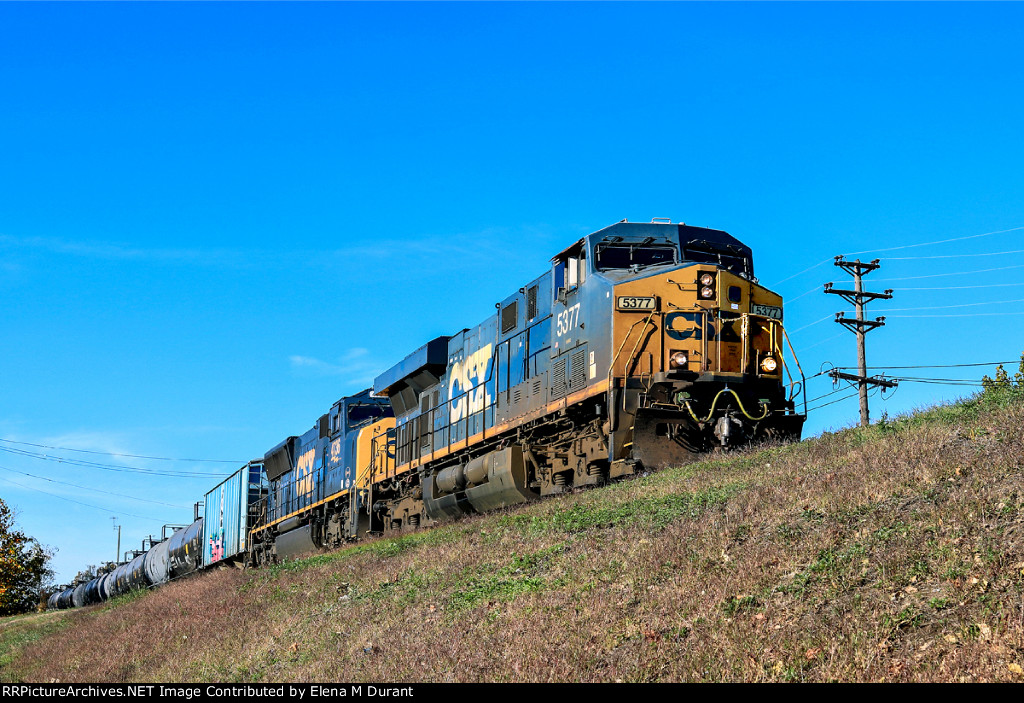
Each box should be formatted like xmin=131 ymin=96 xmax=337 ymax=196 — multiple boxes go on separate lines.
xmin=607 ymin=308 xmax=659 ymax=410
xmin=780 ymin=324 xmax=808 ymax=416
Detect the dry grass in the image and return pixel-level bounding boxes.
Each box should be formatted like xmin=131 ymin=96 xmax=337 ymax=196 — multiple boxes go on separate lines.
xmin=4 ymin=391 xmax=1023 ymax=682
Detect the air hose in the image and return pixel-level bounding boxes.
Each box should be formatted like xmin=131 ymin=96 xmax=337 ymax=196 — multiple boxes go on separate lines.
xmin=682 ymin=388 xmax=770 ymax=423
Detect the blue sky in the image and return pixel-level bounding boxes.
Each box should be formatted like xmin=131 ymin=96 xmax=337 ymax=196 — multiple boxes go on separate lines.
xmin=2 ymin=2 xmax=1022 ymax=584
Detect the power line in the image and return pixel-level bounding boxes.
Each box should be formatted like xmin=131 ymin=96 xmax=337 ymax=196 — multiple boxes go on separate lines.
xmin=783 ymin=285 xmax=824 ymax=305
xmin=874 ymin=262 xmax=1024 ymax=282
xmin=0 ymin=475 xmax=174 ymax=522
xmin=790 ymin=315 xmax=833 ymax=333
xmin=808 ymin=384 xmax=890 ymax=414
xmin=771 ymin=224 xmax=1024 ymax=288
xmin=883 ymin=297 xmax=1024 ymax=312
xmin=893 ymin=379 xmax=987 ymax=387
xmin=887 ymin=248 xmax=1024 ymax=260
xmin=807 ymin=389 xmax=866 ymax=413
xmin=0 ymin=446 xmax=230 ymax=478
xmin=889 ymin=312 xmax=1024 ymax=318
xmin=899 ymin=282 xmax=1024 ymax=291
xmin=891 ymin=376 xmax=987 ymax=383
xmin=0 ymin=437 xmax=244 ymax=463
xmin=770 ymin=259 xmax=831 ymax=287
xmin=789 ymin=275 xmax=1024 ymax=308
xmin=0 ymin=464 xmax=188 ymax=508
xmin=835 ymin=360 xmax=1019 ymax=370
xmin=844 ymin=225 xmax=1024 ymax=256
xmin=799 ymin=332 xmax=847 ymax=352
xmin=806 ymin=386 xmax=850 ymax=404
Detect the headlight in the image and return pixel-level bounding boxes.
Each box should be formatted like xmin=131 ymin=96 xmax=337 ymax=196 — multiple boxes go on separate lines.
xmin=760 ymin=356 xmax=778 ymax=373
xmin=697 ymin=271 xmax=716 ymax=300
xmin=669 ymin=351 xmax=688 ymax=369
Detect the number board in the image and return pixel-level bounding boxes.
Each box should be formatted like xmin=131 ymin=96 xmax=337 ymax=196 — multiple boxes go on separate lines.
xmin=751 ymin=303 xmax=783 ymax=320
xmin=616 ymin=296 xmax=658 ymax=312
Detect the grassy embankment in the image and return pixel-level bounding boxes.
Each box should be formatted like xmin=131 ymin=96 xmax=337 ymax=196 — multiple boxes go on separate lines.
xmin=2 ymin=389 xmax=1022 ymax=682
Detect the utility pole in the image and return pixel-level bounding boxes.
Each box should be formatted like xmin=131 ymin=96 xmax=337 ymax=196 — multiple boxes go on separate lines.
xmin=111 ymin=517 xmax=121 ymax=565
xmin=824 ymin=256 xmax=897 ymax=427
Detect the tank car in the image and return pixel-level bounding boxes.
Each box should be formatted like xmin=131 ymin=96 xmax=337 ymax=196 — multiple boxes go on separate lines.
xmin=143 ymin=539 xmax=172 ymax=587
xmin=49 ymin=463 xmax=265 ymax=609
xmin=366 ymin=219 xmax=805 ymax=530
xmin=167 ymin=518 xmax=204 ymax=579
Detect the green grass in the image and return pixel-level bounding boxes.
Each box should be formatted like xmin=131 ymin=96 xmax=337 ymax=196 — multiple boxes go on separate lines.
xmin=0 ymin=612 xmax=70 ymax=678
xmin=497 ymin=482 xmax=745 ymax=535
xmin=102 ymin=588 xmax=150 ymax=610
xmin=6 ymin=388 xmax=1024 ymax=683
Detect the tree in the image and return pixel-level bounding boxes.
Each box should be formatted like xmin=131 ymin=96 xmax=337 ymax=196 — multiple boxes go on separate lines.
xmin=0 ymin=498 xmax=54 ymax=615
xmin=982 ymin=351 xmax=1024 ymax=393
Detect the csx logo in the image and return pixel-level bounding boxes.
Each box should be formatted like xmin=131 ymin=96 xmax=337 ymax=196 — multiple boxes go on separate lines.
xmin=449 ymin=344 xmax=493 ymax=424
xmin=296 ymin=447 xmax=316 ymax=498
xmin=665 ymin=313 xmax=741 ymax=343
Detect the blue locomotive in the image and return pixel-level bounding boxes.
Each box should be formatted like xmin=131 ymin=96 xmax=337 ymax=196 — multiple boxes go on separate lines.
xmin=366 ymin=218 xmax=805 ymax=532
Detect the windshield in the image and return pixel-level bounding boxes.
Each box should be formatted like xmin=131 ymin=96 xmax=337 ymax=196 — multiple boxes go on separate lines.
xmin=683 ymin=245 xmax=751 ymax=277
xmin=595 ymin=244 xmax=677 ymax=271
xmin=347 ymin=403 xmax=387 ymax=429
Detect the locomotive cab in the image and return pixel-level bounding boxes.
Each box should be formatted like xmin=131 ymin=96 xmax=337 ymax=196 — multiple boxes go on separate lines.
xmin=584 ymin=221 xmax=804 ymax=468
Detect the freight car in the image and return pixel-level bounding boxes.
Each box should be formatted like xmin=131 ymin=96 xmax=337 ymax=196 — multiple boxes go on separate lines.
xmin=49 ymin=218 xmax=805 ymax=603
xmin=49 ymin=461 xmax=265 ymax=609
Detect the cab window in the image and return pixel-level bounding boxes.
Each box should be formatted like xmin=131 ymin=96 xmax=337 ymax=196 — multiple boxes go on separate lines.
xmin=595 ymin=243 xmax=676 ymax=270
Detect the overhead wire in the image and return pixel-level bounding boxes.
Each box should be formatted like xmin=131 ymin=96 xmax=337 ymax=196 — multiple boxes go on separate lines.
xmin=0 ymin=464 xmax=189 ymax=508
xmin=769 ymin=259 xmax=831 ymax=288
xmin=890 ymin=378 xmax=987 ymax=387
xmin=873 ymin=263 xmax=1024 ymax=282
xmin=887 ymin=248 xmax=1024 ymax=260
xmin=799 ymin=332 xmax=846 ymax=352
xmin=807 ymin=389 xmax=863 ymax=413
xmin=770 ymin=224 xmax=1024 ymax=289
xmin=0 ymin=445 xmax=231 ymax=478
xmin=806 ymin=386 xmax=850 ymax=405
xmin=883 ymin=298 xmax=1024 ymax=312
xmin=0 ymin=437 xmax=244 ymax=463
xmin=889 ymin=312 xmax=1024 ymax=318
xmin=0 ymin=475 xmax=174 ymax=522
xmin=899 ymin=282 xmax=1024 ymax=291
xmin=790 ymin=315 xmax=833 ymax=334
xmin=834 ymin=360 xmax=1019 ymax=370
xmin=844 ymin=224 xmax=1024 ymax=256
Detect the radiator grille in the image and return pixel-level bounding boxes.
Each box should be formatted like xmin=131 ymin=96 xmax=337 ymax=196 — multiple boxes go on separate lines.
xmin=501 ymin=301 xmax=518 ymax=334
xmin=551 ymin=357 xmax=567 ymax=399
xmin=570 ymin=348 xmax=587 ymax=391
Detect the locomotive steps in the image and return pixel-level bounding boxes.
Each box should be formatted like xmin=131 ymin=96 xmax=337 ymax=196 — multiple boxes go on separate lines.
xmin=3 ymin=388 xmax=1023 ymax=682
